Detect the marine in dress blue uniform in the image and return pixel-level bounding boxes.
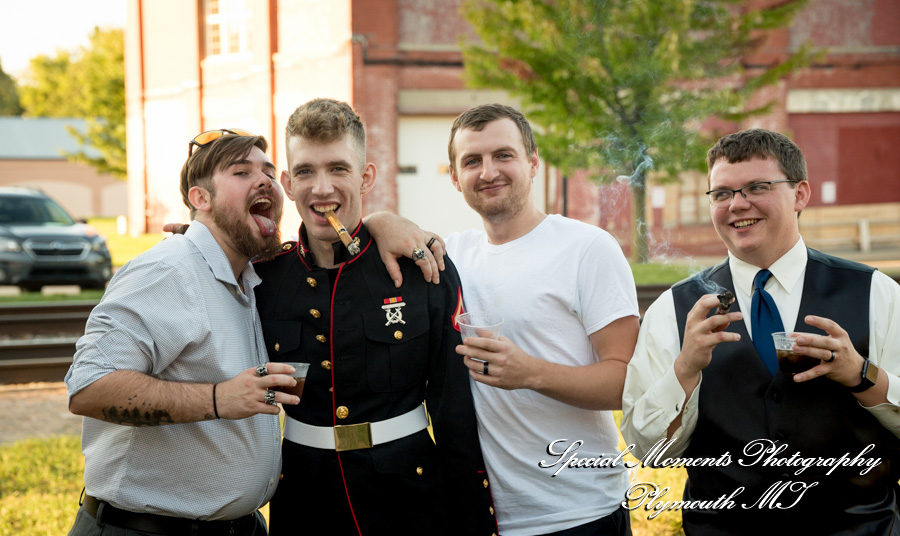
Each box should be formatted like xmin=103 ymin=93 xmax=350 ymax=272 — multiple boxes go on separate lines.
xmin=254 ymin=221 xmax=497 ymax=535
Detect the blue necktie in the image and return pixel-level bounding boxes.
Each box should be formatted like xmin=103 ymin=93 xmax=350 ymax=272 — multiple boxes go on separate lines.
xmin=751 ymin=269 xmax=783 ymax=375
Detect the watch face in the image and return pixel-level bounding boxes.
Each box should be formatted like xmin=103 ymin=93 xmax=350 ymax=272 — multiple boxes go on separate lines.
xmin=865 ymin=360 xmax=879 ymax=384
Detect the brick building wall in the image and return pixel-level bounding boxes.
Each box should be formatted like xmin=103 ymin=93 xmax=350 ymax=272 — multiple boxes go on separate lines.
xmin=125 ymin=0 xmax=899 ymax=259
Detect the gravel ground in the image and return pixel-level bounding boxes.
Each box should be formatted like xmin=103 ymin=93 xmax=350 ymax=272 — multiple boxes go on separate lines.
xmin=0 ymin=382 xmax=82 ymax=445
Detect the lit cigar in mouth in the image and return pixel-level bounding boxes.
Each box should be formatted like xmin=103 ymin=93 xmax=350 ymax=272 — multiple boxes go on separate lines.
xmin=716 ymin=290 xmax=735 ymax=315
xmin=323 ymin=209 xmax=360 ymax=255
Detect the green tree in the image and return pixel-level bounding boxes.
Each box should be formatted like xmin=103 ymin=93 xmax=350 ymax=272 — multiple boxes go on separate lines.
xmin=19 ymin=27 xmax=125 ymax=178
xmin=461 ymin=0 xmax=818 ymax=262
xmin=0 ymin=59 xmax=23 ymax=115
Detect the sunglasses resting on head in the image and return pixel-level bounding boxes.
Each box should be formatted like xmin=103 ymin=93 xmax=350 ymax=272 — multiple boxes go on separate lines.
xmin=188 ymin=128 xmax=256 ymax=156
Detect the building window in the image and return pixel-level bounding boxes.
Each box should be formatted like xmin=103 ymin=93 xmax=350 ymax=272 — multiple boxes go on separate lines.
xmin=204 ymin=0 xmax=250 ymax=57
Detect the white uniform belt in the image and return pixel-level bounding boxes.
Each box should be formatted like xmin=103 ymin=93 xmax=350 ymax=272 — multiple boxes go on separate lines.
xmin=283 ymin=403 xmax=428 ymax=452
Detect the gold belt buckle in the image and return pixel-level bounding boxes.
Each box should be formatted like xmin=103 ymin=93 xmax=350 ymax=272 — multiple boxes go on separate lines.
xmin=334 ymin=422 xmax=373 ymax=452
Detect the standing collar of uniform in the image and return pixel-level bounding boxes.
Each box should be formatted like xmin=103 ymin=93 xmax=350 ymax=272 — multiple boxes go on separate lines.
xmin=296 ymin=220 xmax=372 ymax=269
xmin=184 ymin=220 xmax=261 ymax=290
xmin=728 ymin=237 xmax=807 ymax=298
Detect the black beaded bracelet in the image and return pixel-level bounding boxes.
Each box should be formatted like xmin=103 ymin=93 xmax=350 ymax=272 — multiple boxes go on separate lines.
xmin=212 ymin=383 xmax=221 ymax=419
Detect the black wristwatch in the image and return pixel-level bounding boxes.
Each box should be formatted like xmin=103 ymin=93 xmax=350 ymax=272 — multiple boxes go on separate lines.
xmin=849 ymin=359 xmax=879 ymax=393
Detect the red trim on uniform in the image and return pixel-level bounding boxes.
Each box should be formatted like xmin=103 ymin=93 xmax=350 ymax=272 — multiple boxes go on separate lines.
xmin=329 ymin=262 xmax=364 ymax=536
xmin=451 ymin=287 xmax=464 ymax=333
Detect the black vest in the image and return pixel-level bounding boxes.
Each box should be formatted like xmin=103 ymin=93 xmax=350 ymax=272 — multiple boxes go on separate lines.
xmin=671 ymin=249 xmax=900 ymax=535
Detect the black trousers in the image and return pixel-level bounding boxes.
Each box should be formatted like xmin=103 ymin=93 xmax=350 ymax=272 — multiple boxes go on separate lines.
xmin=67 ymin=505 xmax=267 ymax=536
xmin=541 ymin=507 xmax=632 ymax=536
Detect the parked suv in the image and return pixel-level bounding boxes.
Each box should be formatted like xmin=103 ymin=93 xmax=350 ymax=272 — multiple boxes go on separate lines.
xmin=0 ymin=187 xmax=112 ymax=292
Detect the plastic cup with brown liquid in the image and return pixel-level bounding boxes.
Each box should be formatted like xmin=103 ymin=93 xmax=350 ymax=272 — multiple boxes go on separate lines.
xmin=772 ymin=332 xmax=820 ymax=374
xmin=276 ymin=362 xmax=309 ymax=399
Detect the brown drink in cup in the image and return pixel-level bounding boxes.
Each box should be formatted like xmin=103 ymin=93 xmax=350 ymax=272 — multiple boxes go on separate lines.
xmin=772 ymin=333 xmax=819 ymax=374
xmin=276 ymin=362 xmax=310 ymax=399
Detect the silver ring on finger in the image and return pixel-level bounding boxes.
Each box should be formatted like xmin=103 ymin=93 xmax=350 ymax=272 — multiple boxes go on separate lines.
xmin=426 ymin=237 xmax=436 ymax=249
xmin=256 ymin=364 xmax=268 ymax=377
xmin=412 ymin=247 xmax=426 ymax=261
xmin=264 ymin=389 xmax=276 ymax=405
xmin=825 ymin=350 xmax=835 ymax=363
xmin=483 ymin=361 xmax=489 ymax=375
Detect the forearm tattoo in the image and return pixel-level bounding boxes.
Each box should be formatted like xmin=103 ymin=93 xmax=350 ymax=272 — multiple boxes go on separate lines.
xmin=101 ymin=402 xmax=175 ymax=426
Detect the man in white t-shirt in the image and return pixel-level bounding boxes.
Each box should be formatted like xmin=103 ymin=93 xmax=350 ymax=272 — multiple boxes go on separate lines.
xmin=372 ymin=104 xmax=640 ymax=535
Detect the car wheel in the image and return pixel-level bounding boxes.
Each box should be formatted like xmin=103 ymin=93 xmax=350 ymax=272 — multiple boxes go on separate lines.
xmin=21 ymin=284 xmax=43 ymax=293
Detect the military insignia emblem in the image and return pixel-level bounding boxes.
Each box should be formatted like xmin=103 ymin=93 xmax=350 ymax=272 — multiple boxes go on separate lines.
xmin=382 ymin=296 xmax=407 ymax=326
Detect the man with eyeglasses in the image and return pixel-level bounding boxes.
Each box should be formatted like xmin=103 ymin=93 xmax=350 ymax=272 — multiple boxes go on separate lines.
xmin=621 ymin=128 xmax=900 ymax=535
xmin=66 ymin=130 xmax=301 ymax=535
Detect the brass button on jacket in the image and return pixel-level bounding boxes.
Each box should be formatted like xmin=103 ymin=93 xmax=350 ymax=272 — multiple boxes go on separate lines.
xmin=393 ymin=330 xmax=403 ymax=340
xmin=321 ymin=360 xmax=332 ymax=370
xmin=336 ymin=406 xmax=349 ymax=419
xmin=309 ymin=309 xmax=321 ymax=319
xmin=316 ymin=334 xmax=327 ymax=343
xmin=306 ymin=277 xmax=317 ymax=288
xmin=274 ymin=342 xmax=280 ymax=352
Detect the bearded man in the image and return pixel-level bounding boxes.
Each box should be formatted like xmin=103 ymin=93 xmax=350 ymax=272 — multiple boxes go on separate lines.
xmin=66 ymin=130 xmax=298 ymax=536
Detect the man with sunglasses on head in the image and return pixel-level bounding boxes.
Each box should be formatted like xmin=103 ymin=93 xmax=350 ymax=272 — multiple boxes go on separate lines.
xmin=66 ymin=130 xmax=298 ymax=536
xmin=622 ymin=128 xmax=900 ymax=535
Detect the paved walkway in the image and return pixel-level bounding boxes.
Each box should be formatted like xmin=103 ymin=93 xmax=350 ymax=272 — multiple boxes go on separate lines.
xmin=0 ymin=382 xmax=82 ymax=445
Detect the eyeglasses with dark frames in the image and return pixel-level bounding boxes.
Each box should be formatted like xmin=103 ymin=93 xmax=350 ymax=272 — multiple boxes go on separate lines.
xmin=188 ymin=128 xmax=256 ymax=157
xmin=705 ymin=180 xmax=800 ymax=206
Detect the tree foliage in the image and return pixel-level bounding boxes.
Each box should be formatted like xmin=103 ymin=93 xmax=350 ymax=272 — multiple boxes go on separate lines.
xmin=0 ymin=59 xmax=23 ymax=115
xmin=461 ymin=0 xmax=818 ymax=262
xmin=19 ymin=27 xmax=125 ymax=178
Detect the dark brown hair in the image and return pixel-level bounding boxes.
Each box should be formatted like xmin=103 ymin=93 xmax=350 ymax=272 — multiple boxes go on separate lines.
xmin=448 ymin=103 xmax=537 ymax=174
xmin=706 ymin=128 xmax=808 ymax=185
xmin=179 ymin=134 xmax=268 ymax=217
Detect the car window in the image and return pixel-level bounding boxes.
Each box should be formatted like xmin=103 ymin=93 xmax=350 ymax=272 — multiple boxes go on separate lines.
xmin=0 ymin=196 xmax=76 ymax=226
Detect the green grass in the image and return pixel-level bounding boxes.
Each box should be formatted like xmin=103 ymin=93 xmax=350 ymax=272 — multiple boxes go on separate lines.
xmin=0 ymin=435 xmax=269 ymax=535
xmin=630 ymin=261 xmax=698 ymax=285
xmin=87 ymin=217 xmax=165 ymax=268
xmin=0 ymin=436 xmax=83 ymax=535
xmin=0 ymin=291 xmax=105 ymax=304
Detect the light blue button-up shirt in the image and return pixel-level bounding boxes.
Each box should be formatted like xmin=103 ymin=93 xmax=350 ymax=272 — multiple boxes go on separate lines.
xmin=66 ymin=221 xmax=282 ymax=520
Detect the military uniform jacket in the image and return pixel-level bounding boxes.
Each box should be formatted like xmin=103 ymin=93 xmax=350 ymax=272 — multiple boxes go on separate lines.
xmin=671 ymin=249 xmax=900 ymax=536
xmin=254 ymin=222 xmax=497 ymax=536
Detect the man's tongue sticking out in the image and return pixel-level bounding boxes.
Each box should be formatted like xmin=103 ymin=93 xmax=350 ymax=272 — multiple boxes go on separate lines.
xmin=252 ymin=214 xmax=277 ymax=237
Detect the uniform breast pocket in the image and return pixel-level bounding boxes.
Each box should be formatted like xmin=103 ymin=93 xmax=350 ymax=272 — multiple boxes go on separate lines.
xmin=362 ymin=304 xmax=430 ymax=392
xmin=260 ymin=320 xmax=303 ymax=361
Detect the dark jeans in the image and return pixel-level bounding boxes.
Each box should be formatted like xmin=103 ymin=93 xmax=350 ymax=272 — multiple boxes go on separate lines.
xmin=67 ymin=505 xmax=267 ymax=536
xmin=541 ymin=506 xmax=632 ymax=536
